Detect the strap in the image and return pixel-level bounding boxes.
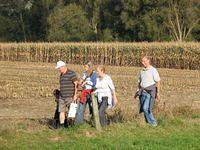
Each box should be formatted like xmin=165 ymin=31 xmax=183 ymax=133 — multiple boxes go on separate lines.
xmin=83 ymin=71 xmax=94 ymax=82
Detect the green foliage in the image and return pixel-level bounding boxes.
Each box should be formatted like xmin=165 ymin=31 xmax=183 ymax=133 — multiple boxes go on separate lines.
xmin=0 ymin=15 xmax=11 ymax=41
xmin=0 ymin=0 xmax=52 ymax=41
xmin=161 ymin=0 xmax=200 ymax=41
xmin=192 ymin=24 xmax=200 ymax=41
xmin=121 ymin=0 xmax=169 ymax=41
xmin=47 ymin=4 xmax=94 ymax=41
xmin=99 ymin=28 xmax=114 ymax=41
xmin=0 ymin=0 xmax=199 ymax=41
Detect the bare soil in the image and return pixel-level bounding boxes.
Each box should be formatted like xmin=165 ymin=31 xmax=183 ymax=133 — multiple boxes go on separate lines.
xmin=0 ymin=61 xmax=200 ymax=127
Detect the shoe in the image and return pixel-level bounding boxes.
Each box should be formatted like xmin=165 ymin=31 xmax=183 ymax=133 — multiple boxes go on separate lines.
xmin=151 ymin=123 xmax=157 ymax=127
xmin=49 ymin=119 xmax=60 ymax=130
xmin=60 ymin=123 xmax=65 ymax=128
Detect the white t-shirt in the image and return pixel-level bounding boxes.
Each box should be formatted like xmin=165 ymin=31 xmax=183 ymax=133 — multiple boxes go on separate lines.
xmin=95 ymin=74 xmax=115 ymax=106
xmin=138 ymin=66 xmax=160 ymax=88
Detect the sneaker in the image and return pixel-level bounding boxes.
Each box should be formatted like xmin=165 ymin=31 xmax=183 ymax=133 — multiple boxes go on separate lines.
xmin=151 ymin=123 xmax=157 ymax=127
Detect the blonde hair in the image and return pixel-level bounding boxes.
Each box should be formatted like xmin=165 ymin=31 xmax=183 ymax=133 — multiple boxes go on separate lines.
xmin=97 ymin=65 xmax=105 ymax=73
xmin=141 ymin=55 xmax=151 ymax=62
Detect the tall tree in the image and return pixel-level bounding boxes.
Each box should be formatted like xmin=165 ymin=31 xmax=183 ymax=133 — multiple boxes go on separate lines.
xmin=47 ymin=4 xmax=94 ymax=41
xmin=121 ymin=0 xmax=168 ymax=41
xmin=74 ymin=0 xmax=104 ymax=40
xmin=0 ymin=0 xmax=34 ymax=41
xmin=163 ymin=0 xmax=200 ymax=42
xmin=0 ymin=0 xmax=199 ymax=42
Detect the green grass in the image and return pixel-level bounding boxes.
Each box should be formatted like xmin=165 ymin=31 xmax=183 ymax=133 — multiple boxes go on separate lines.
xmin=0 ymin=116 xmax=199 ymax=150
xmin=191 ymin=113 xmax=200 ymax=119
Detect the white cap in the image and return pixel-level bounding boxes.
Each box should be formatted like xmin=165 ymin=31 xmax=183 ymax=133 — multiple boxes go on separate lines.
xmin=55 ymin=60 xmax=66 ymax=69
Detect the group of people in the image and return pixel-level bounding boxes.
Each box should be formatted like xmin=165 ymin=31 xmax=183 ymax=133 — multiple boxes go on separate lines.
xmin=53 ymin=55 xmax=160 ymax=129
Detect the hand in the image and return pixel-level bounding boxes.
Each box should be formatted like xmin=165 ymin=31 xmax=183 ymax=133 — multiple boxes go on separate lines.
xmin=112 ymin=96 xmax=118 ymax=108
xmin=156 ymin=93 xmax=160 ymax=101
xmin=73 ymin=94 xmax=78 ymax=101
xmin=133 ymin=92 xmax=138 ymax=100
xmin=82 ymin=80 xmax=92 ymax=87
xmin=113 ymin=98 xmax=118 ymax=107
xmin=81 ymin=82 xmax=86 ymax=87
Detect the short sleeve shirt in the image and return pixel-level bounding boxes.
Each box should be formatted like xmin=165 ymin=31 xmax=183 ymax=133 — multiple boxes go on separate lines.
xmin=138 ymin=66 xmax=160 ymax=88
xmin=60 ymin=69 xmax=77 ymax=99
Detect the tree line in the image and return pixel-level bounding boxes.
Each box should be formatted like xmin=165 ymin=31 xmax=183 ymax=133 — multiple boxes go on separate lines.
xmin=0 ymin=0 xmax=199 ymax=42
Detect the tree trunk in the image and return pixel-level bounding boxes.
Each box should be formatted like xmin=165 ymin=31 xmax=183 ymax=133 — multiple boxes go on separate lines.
xmin=20 ymin=11 xmax=26 ymax=42
xmin=42 ymin=0 xmax=49 ymax=40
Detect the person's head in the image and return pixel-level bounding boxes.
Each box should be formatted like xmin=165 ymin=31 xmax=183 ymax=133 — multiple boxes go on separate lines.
xmin=96 ymin=65 xmax=105 ymax=78
xmin=55 ymin=60 xmax=66 ymax=73
xmin=84 ymin=61 xmax=93 ymax=72
xmin=141 ymin=56 xmax=151 ymax=68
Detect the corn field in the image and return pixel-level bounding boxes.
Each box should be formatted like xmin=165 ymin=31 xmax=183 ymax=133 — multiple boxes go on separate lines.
xmin=0 ymin=42 xmax=200 ymax=69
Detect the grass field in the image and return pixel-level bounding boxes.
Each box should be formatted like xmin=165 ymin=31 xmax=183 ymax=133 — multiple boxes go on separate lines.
xmin=0 ymin=61 xmax=200 ymax=149
xmin=0 ymin=117 xmax=200 ymax=150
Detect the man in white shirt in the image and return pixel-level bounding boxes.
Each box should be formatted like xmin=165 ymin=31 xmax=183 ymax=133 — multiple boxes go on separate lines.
xmin=134 ymin=56 xmax=161 ymax=126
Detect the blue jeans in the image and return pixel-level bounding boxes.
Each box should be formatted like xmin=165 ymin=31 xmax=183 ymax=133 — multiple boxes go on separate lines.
xmin=139 ymin=91 xmax=157 ymax=125
xmin=75 ymin=94 xmax=93 ymax=125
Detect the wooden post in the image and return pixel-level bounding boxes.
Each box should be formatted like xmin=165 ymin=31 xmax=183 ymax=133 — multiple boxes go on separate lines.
xmin=91 ymin=93 xmax=101 ymax=131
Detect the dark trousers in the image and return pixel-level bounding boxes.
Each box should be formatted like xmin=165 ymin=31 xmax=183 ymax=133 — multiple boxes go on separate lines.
xmin=98 ymin=96 xmax=108 ymax=127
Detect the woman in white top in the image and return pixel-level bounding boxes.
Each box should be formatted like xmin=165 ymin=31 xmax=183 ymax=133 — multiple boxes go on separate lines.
xmin=95 ymin=65 xmax=118 ymax=127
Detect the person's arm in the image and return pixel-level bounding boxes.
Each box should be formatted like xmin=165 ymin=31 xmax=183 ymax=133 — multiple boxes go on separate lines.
xmin=112 ymin=89 xmax=118 ymax=107
xmin=79 ymin=78 xmax=84 ymax=87
xmin=153 ymin=68 xmax=161 ymax=101
xmin=156 ymin=81 xmax=160 ymax=101
xmin=71 ymin=71 xmax=78 ymax=100
xmin=134 ymin=83 xmax=140 ymax=99
xmin=107 ymin=76 xmax=118 ymax=107
xmin=134 ymin=72 xmax=141 ymax=99
xmin=73 ymin=80 xmax=78 ymax=100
